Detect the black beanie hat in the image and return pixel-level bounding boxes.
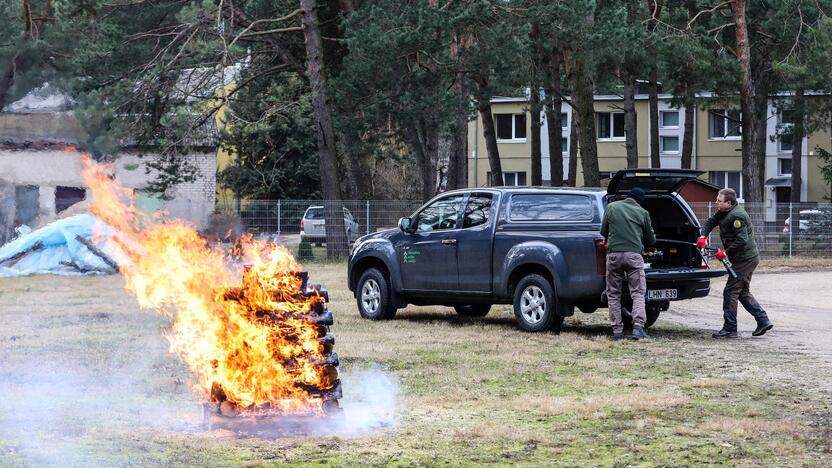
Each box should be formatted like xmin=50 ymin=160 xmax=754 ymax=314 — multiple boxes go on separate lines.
xmin=629 ymin=187 xmax=647 ymax=203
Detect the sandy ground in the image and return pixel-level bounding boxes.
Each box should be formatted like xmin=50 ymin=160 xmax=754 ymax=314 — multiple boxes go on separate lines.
xmin=664 ymin=271 xmax=832 ymax=369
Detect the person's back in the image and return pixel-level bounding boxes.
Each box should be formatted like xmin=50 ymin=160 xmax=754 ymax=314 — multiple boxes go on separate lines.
xmin=601 ymin=198 xmax=656 ymax=253
xmin=600 ymin=187 xmax=655 ymax=340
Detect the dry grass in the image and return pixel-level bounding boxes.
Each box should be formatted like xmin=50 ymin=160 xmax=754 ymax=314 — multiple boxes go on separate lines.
xmin=758 ymin=256 xmax=832 ymax=272
xmin=0 ymin=261 xmax=829 ymax=466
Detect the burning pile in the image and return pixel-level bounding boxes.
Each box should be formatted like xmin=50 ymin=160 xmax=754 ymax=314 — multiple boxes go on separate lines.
xmin=206 ymin=268 xmax=342 ymax=429
xmin=79 ymin=156 xmax=341 ymax=429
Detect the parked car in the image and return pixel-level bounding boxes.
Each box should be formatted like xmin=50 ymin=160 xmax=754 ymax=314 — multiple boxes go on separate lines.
xmin=783 ymin=209 xmax=823 ymax=233
xmin=300 ymin=206 xmax=360 ymax=244
xmin=347 ymin=169 xmax=727 ymax=332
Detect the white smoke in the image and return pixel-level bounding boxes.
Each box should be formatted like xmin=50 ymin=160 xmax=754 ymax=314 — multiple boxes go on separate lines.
xmin=332 ymin=367 xmax=400 ymax=436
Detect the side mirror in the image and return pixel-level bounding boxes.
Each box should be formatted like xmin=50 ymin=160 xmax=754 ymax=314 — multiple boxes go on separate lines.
xmin=398 ymin=217 xmax=412 ymax=233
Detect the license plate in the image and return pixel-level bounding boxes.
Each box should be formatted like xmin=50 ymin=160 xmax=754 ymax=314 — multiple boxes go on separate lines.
xmin=648 ymin=288 xmax=677 ymax=300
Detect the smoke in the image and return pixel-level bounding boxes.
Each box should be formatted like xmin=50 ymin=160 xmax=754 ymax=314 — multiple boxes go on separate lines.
xmin=330 ymin=367 xmax=400 ymax=436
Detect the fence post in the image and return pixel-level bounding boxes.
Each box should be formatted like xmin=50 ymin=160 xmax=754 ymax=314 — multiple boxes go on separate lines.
xmin=277 ymin=200 xmax=281 ymax=237
xmin=707 ymin=201 xmax=713 ymax=244
xmin=366 ymin=200 xmax=370 ymax=235
xmin=788 ymin=202 xmax=792 ymax=258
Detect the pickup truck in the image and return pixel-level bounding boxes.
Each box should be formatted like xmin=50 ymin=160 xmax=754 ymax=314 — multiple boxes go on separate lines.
xmin=347 ymin=169 xmax=726 ymax=332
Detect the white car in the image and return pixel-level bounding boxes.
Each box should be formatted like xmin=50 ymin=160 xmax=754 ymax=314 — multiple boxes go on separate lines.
xmin=300 ymin=206 xmax=360 ymax=244
xmin=783 ymin=209 xmax=822 ymax=233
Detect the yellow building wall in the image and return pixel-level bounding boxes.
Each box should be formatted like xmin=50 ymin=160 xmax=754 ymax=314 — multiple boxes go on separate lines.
xmin=212 ymin=82 xmax=237 ymax=204
xmin=694 ymin=106 xmax=742 ymax=172
xmin=466 ymin=98 xmax=832 ymax=198
xmin=468 ymin=102 xmax=532 ymax=186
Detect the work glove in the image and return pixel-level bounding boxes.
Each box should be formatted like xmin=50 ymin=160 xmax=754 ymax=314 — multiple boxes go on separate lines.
xmin=601 ymin=240 xmax=608 ymax=251
xmin=715 ymin=248 xmax=727 ymax=261
xmin=696 ymin=236 xmax=708 ymax=249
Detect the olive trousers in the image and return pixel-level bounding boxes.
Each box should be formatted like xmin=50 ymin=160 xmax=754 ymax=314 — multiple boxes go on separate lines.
xmin=606 ymin=252 xmax=646 ymax=334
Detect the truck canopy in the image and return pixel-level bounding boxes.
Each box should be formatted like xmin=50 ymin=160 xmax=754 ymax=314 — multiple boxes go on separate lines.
xmin=607 ymin=169 xmax=705 ymax=196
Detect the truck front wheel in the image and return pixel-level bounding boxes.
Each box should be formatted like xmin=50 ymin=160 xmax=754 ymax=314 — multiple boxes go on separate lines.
xmin=513 ymin=274 xmax=564 ymax=333
xmin=356 ymin=268 xmax=397 ymax=320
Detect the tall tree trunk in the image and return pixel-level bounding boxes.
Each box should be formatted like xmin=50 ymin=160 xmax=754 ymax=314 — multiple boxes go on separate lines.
xmin=681 ymin=100 xmax=695 ymax=169
xmin=648 ymin=66 xmax=661 ymax=168
xmin=0 ymin=0 xmax=53 ymax=109
xmin=575 ymin=55 xmax=599 ymax=187
xmin=447 ymin=29 xmax=471 ymax=190
xmin=300 ymin=0 xmax=347 ymax=258
xmin=343 ymin=131 xmax=371 ymax=199
xmin=478 ymin=102 xmax=503 ymax=186
xmin=790 ymin=88 xmax=805 ymax=205
xmin=646 ymin=0 xmax=663 ymax=168
xmin=543 ymin=48 xmax=564 ymax=186
xmin=733 ymin=0 xmax=762 ymax=204
xmin=751 ymin=49 xmax=771 ymax=202
xmin=404 ymin=121 xmax=438 ymax=202
xmin=564 ymin=49 xmax=579 ymax=187
xmin=528 ymin=23 xmax=543 ymax=186
xmin=623 ymin=74 xmax=638 ymax=168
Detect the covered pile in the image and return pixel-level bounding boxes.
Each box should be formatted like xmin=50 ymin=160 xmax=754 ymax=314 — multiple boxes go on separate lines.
xmin=0 ymin=214 xmax=118 ymax=277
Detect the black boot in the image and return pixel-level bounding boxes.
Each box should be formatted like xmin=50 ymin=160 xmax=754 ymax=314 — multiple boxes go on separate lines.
xmin=631 ymin=326 xmax=650 ymax=340
xmin=752 ymin=320 xmax=773 ymax=337
xmin=712 ymin=329 xmax=739 ymax=338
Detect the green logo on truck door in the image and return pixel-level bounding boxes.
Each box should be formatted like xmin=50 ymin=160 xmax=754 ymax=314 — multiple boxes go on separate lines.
xmin=402 ymin=250 xmax=421 ymax=264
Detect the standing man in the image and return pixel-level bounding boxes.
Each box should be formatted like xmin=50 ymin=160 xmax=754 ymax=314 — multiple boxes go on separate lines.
xmin=699 ymin=188 xmax=773 ymax=338
xmin=601 ymin=187 xmax=656 ymax=341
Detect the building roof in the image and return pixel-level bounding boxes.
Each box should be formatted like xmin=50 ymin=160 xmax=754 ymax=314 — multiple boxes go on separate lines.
xmin=0 ymin=111 xmax=219 ymax=150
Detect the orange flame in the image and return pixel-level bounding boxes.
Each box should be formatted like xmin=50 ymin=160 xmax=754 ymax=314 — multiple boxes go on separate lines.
xmin=81 ymin=156 xmax=332 ymax=415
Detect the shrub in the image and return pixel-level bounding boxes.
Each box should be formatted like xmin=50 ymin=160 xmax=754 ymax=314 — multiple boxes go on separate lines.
xmin=297 ymin=238 xmax=314 ymax=260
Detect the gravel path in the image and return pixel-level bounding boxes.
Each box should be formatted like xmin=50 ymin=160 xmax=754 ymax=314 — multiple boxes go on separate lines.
xmin=664 ymin=271 xmax=832 ymax=368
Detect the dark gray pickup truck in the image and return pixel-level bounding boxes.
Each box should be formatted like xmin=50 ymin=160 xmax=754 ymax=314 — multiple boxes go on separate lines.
xmin=347 ymin=169 xmax=726 ymax=332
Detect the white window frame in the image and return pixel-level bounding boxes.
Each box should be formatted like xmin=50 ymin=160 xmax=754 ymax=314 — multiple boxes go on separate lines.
xmin=561 ymin=112 xmax=568 ymax=128
xmin=708 ymin=109 xmax=742 ymax=141
xmin=503 ymin=171 xmax=527 ymax=187
xmin=778 ymin=109 xmax=796 ymax=154
xmin=495 ymin=113 xmax=527 ymax=143
xmin=660 ymin=110 xmax=679 ymax=129
xmin=561 ymin=137 xmax=568 ymax=155
xmin=660 ymin=135 xmax=680 ymax=154
xmin=777 ymin=158 xmax=792 ymax=176
xmin=710 ymin=171 xmax=745 ymax=201
xmin=596 ymin=111 xmax=625 ymax=141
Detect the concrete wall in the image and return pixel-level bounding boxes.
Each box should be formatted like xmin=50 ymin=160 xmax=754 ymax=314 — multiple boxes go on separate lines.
xmin=0 ymin=150 xmax=216 ymax=232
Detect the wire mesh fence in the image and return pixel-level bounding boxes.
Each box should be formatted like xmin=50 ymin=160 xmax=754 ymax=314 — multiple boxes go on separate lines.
xmin=689 ymin=202 xmax=832 ymax=258
xmin=213 ymin=199 xmax=832 ymax=257
xmin=213 ymin=199 xmax=424 ymax=246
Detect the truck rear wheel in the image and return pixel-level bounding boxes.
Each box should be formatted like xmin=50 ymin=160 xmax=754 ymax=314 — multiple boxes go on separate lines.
xmin=513 ymin=274 xmax=563 ymax=333
xmin=356 ymin=267 xmax=397 ymax=320
xmin=621 ymin=300 xmax=662 ymax=329
xmin=453 ymin=304 xmax=491 ymax=317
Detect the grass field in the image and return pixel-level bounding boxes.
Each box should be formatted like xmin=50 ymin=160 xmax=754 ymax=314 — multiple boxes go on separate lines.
xmin=1 ymin=261 xmax=830 ymax=466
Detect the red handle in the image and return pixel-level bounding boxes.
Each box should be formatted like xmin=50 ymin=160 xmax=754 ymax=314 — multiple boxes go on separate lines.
xmin=715 ymin=248 xmax=727 ymax=261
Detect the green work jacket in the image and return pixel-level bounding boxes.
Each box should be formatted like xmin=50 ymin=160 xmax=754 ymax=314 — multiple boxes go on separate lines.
xmin=601 ymin=198 xmax=656 ymax=253
xmin=701 ymin=204 xmax=759 ymax=262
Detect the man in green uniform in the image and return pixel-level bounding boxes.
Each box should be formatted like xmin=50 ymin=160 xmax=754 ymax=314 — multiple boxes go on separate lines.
xmin=699 ymin=188 xmax=774 ymax=338
xmin=601 ymin=187 xmax=656 ymax=340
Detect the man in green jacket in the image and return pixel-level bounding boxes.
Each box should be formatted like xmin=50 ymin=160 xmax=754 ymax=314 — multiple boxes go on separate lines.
xmin=699 ymin=188 xmax=773 ymax=338
xmin=601 ymin=187 xmax=656 ymax=340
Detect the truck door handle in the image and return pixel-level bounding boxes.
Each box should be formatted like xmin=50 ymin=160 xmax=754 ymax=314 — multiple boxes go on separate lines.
xmin=441 ymin=239 xmax=457 ymax=245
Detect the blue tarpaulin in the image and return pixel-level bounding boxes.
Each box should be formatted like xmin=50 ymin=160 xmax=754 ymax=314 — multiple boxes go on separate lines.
xmin=0 ymin=214 xmax=119 ymax=277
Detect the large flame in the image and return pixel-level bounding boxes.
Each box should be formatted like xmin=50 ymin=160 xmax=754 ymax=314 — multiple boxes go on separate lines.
xmin=81 ymin=156 xmax=331 ymax=414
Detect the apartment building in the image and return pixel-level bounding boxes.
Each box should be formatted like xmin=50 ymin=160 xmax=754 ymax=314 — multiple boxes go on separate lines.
xmin=467 ymin=93 xmax=831 ymax=221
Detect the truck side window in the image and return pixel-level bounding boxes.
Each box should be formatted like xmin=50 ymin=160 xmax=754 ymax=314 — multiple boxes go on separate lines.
xmin=510 ymin=194 xmax=593 ymax=221
xmin=463 ymin=194 xmax=493 ymax=228
xmin=415 ymin=195 xmax=464 ymax=232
